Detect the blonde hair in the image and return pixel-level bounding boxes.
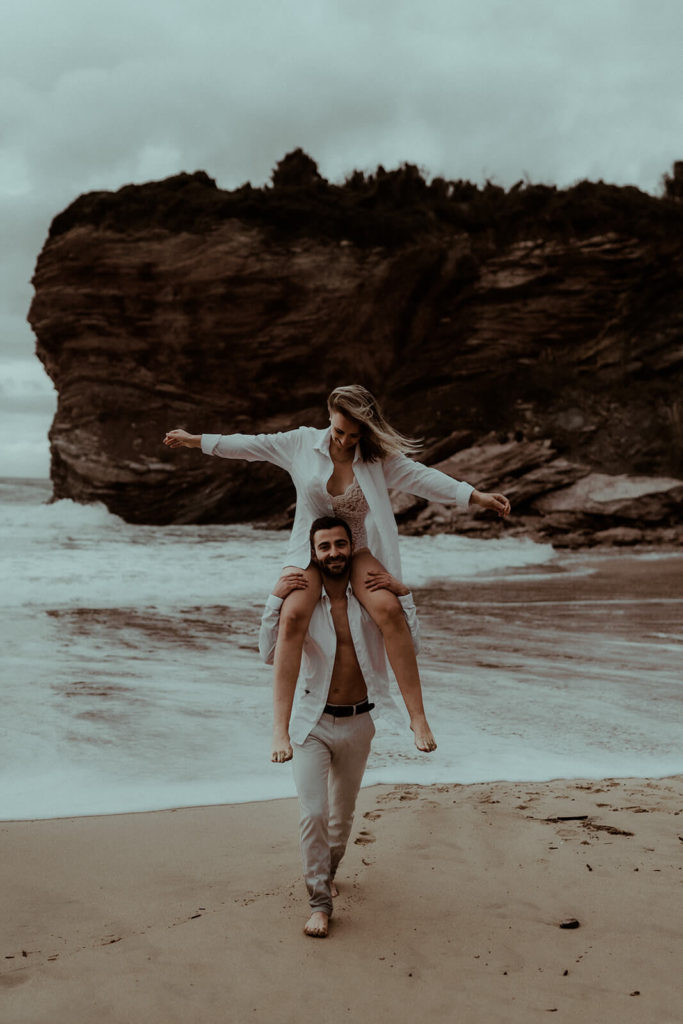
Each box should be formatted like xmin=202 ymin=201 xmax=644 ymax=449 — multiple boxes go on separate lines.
xmin=327 ymin=385 xmax=422 ymax=462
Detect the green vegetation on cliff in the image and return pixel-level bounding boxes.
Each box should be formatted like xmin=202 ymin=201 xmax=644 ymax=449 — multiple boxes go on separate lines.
xmin=50 ymin=149 xmax=683 ymax=250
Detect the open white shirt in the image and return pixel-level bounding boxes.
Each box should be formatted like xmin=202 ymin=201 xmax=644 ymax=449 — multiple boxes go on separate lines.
xmin=201 ymin=426 xmax=474 ymax=578
xmin=258 ymin=585 xmax=420 ymax=745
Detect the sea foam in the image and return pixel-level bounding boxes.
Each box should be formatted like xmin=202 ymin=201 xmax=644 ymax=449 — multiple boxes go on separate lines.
xmin=2 ymin=494 xmax=556 ymax=610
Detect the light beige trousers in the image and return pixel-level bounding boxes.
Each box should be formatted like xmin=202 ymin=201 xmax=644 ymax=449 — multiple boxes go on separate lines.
xmin=292 ymin=710 xmax=375 ymax=916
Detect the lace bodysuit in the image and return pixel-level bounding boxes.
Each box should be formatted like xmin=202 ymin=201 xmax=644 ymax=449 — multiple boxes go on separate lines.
xmin=330 ymin=478 xmax=370 ymax=552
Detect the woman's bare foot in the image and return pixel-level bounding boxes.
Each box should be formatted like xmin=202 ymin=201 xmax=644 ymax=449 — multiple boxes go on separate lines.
xmin=304 ymin=911 xmax=329 ymax=937
xmin=331 ymin=882 xmax=339 ymax=897
xmin=271 ymin=731 xmax=293 ymax=763
xmin=410 ymin=716 xmax=437 ymax=752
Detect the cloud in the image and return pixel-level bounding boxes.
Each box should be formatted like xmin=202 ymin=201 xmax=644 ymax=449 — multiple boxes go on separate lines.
xmin=0 ymin=357 xmax=55 ymax=404
xmin=3 ymin=0 xmax=682 ymax=201
xmin=2 ymin=0 xmax=683 ymax=475
xmin=0 ymin=359 xmax=55 ymax=475
xmin=0 ymin=415 xmax=52 ymax=477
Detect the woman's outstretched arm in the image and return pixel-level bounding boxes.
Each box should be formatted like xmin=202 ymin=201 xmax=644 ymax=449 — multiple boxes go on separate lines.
xmin=163 ymin=426 xmax=305 ymax=470
xmin=382 ymin=452 xmax=511 ymax=517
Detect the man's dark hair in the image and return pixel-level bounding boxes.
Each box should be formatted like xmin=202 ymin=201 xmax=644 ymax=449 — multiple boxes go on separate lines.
xmin=309 ymin=516 xmax=352 ymax=552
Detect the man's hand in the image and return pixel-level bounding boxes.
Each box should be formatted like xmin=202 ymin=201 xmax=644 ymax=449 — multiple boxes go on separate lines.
xmin=271 ymin=730 xmax=293 ymax=764
xmin=364 ymin=568 xmax=410 ymax=597
xmin=163 ymin=429 xmax=201 ymax=449
xmin=272 ymin=570 xmax=309 ymax=600
xmin=470 ymin=489 xmax=511 ymax=518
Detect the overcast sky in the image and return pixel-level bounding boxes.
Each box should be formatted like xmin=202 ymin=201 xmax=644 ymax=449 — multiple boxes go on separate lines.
xmin=2 ymin=0 xmax=682 ymax=477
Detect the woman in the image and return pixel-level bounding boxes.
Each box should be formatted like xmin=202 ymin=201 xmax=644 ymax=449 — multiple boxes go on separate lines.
xmin=164 ymin=385 xmax=510 ymax=760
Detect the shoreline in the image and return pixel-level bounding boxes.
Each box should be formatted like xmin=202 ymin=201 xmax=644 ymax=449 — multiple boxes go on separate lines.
xmin=3 ymin=775 xmax=682 ymax=1023
xmin=3 ymin=769 xmax=683 ymax=826
xmin=2 ymin=548 xmax=681 ymax=823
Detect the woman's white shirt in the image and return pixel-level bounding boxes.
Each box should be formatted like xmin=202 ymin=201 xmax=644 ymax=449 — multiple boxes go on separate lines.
xmin=200 ymin=426 xmax=474 ymax=578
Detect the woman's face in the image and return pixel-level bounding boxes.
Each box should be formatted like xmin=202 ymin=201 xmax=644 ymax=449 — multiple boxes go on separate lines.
xmin=329 ymin=410 xmax=362 ymax=454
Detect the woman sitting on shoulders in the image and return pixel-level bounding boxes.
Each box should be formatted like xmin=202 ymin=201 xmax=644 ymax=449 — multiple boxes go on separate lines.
xmin=164 ymin=385 xmax=511 ymax=761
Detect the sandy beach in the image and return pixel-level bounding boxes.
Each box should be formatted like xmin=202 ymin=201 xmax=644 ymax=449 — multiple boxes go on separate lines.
xmin=2 ymin=775 xmax=682 ymax=1023
xmin=2 ymin=489 xmax=682 ymax=1022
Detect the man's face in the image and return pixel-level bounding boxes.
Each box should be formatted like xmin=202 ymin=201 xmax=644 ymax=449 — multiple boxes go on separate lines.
xmin=312 ymin=526 xmax=352 ymax=577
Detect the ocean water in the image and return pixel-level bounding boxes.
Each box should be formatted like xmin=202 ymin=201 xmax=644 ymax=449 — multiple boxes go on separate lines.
xmin=1 ymin=478 xmax=681 ymax=821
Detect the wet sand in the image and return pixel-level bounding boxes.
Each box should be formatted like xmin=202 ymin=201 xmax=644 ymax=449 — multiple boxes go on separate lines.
xmin=413 ymin=552 xmax=683 ymax=780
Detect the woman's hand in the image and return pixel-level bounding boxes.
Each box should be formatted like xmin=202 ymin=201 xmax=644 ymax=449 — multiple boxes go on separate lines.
xmin=163 ymin=429 xmax=201 ymax=449
xmin=470 ymin=489 xmax=511 ymax=518
xmin=272 ymin=570 xmax=309 ymax=600
xmin=364 ymin=568 xmax=410 ymax=597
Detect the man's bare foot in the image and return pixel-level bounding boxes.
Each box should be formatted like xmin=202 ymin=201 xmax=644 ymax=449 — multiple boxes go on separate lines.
xmin=304 ymin=911 xmax=329 ymax=937
xmin=331 ymin=881 xmax=339 ymax=898
xmin=271 ymin=731 xmax=293 ymax=763
xmin=410 ymin=716 xmax=437 ymax=752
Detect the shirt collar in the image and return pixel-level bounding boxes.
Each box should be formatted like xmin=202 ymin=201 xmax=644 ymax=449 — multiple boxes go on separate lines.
xmin=320 ymin=580 xmax=354 ymax=605
xmin=313 ymin=427 xmax=331 ymax=456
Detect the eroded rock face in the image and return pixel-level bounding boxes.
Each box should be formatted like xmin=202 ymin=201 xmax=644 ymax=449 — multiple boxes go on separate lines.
xmin=29 ymin=166 xmax=683 ymax=543
xmin=393 ymin=442 xmax=683 ymax=547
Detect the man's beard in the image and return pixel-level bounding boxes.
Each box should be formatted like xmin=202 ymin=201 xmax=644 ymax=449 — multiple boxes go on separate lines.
xmin=316 ymin=553 xmax=351 ymax=578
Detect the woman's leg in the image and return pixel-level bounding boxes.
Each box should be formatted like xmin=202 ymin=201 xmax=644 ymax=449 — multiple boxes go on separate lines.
xmin=272 ymin=564 xmax=322 ymax=763
xmin=351 ymin=549 xmax=436 ymax=752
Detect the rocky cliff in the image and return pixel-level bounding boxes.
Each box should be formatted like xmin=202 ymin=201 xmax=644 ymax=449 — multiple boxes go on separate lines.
xmin=29 ymin=153 xmax=683 ymax=546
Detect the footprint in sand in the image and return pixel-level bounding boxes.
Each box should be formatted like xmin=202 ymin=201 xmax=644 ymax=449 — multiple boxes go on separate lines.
xmin=354 ymin=830 xmax=376 ymax=845
xmin=363 ymin=810 xmax=382 ymax=821
xmin=0 ymin=974 xmax=31 ymax=990
xmin=377 ymin=787 xmax=419 ymax=804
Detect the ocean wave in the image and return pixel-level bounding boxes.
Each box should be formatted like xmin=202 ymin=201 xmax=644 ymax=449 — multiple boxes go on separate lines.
xmin=401 ymin=534 xmax=555 ymax=586
xmin=1 ymin=484 xmax=557 ymax=610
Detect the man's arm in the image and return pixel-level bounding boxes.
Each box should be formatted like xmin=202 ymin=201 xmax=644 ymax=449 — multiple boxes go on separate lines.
xmin=363 ymin=569 xmax=421 ymax=654
xmin=258 ymin=571 xmax=311 ymax=765
xmin=258 ymin=570 xmax=310 ymax=664
xmin=258 ymin=595 xmax=283 ymax=666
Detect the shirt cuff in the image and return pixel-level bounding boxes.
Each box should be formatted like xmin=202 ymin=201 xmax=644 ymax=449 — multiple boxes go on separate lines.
xmin=265 ymin=593 xmax=284 ymax=609
xmin=201 ymin=433 xmax=221 ymax=455
xmin=456 ymin=481 xmax=475 ymax=507
xmin=398 ymin=593 xmax=415 ymax=610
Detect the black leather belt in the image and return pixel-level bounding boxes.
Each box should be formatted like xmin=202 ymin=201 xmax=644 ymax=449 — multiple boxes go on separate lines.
xmin=323 ymin=699 xmax=375 ymax=718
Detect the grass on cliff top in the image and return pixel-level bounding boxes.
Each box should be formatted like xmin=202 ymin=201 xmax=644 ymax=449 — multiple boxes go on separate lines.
xmin=48 ymin=150 xmax=683 ymax=250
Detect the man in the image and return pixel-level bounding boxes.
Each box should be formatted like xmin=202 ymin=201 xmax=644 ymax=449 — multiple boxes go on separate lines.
xmin=259 ymin=515 xmax=421 ymax=938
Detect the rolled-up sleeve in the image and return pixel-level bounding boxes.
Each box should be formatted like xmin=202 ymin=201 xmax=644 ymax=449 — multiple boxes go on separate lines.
xmin=258 ymin=594 xmax=284 ymax=665
xmin=383 ymin=453 xmax=474 ymax=508
xmin=398 ymin=592 xmax=421 ymax=654
xmin=201 ymin=428 xmax=302 ymax=471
